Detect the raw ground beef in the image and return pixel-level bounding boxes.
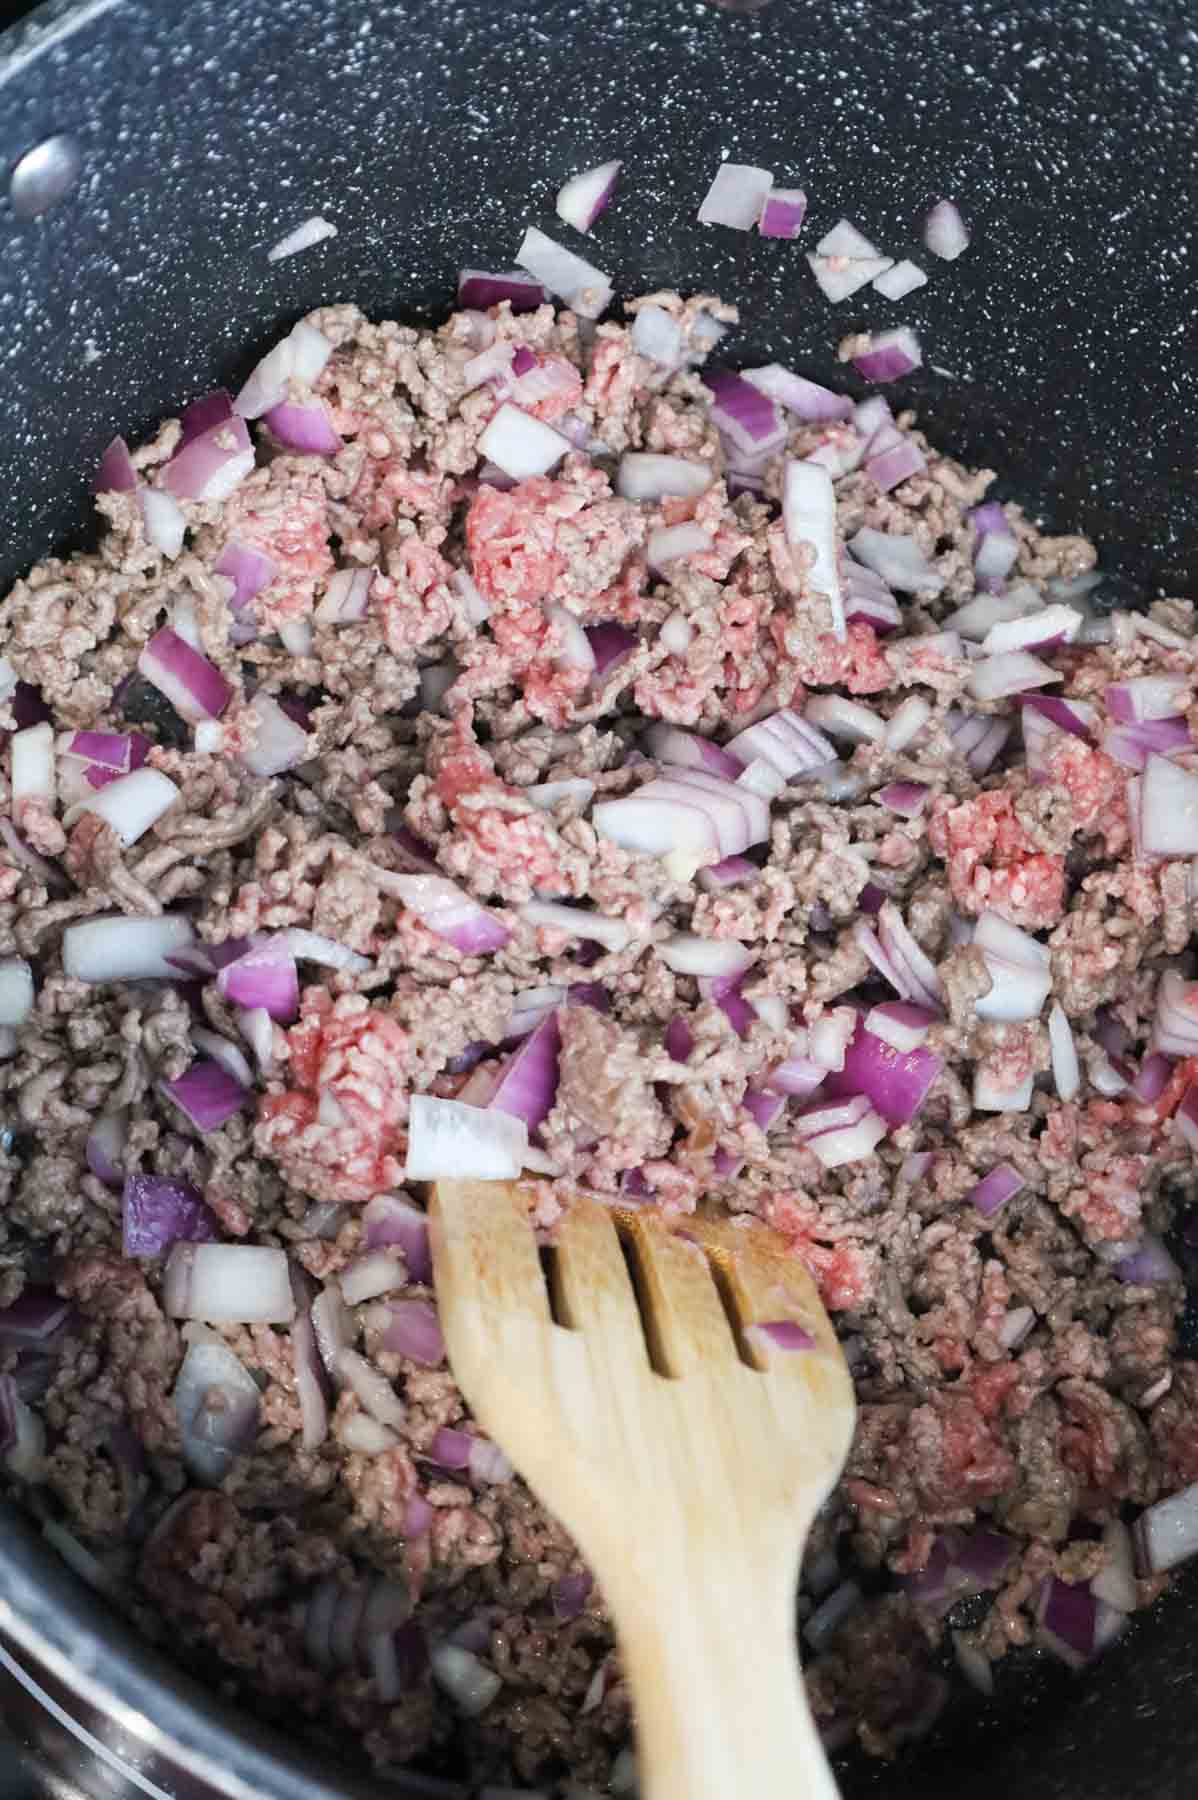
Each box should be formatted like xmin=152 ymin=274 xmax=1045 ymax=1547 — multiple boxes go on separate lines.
xmin=0 ymin=282 xmax=1196 ymax=1794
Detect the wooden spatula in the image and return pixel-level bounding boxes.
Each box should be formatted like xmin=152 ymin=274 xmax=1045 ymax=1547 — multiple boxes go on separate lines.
xmin=429 ymin=1180 xmax=857 ymax=1800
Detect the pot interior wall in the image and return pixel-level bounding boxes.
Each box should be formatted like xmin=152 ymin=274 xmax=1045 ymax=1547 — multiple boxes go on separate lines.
xmin=0 ymin=1 xmax=1196 ymax=1796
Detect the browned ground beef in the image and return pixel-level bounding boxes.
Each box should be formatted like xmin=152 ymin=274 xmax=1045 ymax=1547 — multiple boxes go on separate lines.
xmin=0 ymin=286 xmax=1195 ymax=1793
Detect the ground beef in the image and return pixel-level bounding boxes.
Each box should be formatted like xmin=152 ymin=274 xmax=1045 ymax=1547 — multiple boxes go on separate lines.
xmin=0 ymin=284 xmax=1195 ymax=1793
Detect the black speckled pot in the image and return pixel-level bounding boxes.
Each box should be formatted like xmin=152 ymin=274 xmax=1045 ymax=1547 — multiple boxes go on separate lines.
xmin=0 ymin=1 xmax=1196 ymax=1797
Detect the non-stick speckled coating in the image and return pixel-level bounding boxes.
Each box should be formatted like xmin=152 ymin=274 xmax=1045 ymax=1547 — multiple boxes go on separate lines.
xmin=0 ymin=2 xmax=1197 ymax=1798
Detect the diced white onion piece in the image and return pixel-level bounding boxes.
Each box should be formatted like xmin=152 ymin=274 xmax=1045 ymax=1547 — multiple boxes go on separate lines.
xmin=235 ymin=322 xmax=334 ymax=419
xmin=1048 ymin=1002 xmax=1080 ymax=1101
xmin=648 ymin=524 xmax=712 ymax=572
xmin=238 ymin=690 xmax=311 ymax=778
xmin=478 ymin=404 xmax=572 ymax=480
xmin=660 ymin=609 xmax=694 ymax=655
xmin=1132 ymin=1482 xmax=1198 ymax=1576
xmin=783 ymin=461 xmax=844 ymax=639
xmin=697 ymin=163 xmax=773 ymax=231
xmin=616 ymin=454 xmax=712 ymax=501
xmin=592 ymin=786 xmax=721 ymax=880
xmin=924 ymin=200 xmax=970 ymax=261
xmin=808 ymin=1109 xmax=888 ymax=1168
xmin=521 ymin=899 xmax=630 ymax=952
xmin=947 ymin=586 xmax=1045 ymax=640
xmin=191 ymin=1028 xmax=254 ymax=1090
xmin=966 ymin=650 xmax=1059 ymax=703
xmin=657 ymin=935 xmax=753 ymax=978
xmin=804 ymin=695 xmax=885 ymax=744
xmin=11 ymin=722 xmax=56 ymax=816
xmin=267 ymin=215 xmax=338 ymax=262
xmin=1140 ymin=753 xmax=1198 ymax=855
xmin=973 ymin=1069 xmax=1034 ymax=1112
xmin=817 ymin=219 xmax=882 ymax=259
xmin=164 ymin=1243 xmax=295 ymax=1324
xmin=555 ymin=159 xmax=622 ymax=234
xmin=807 ymin=255 xmax=893 ymax=303
xmin=65 ymin=767 xmax=179 ymax=847
xmin=982 ymin=605 xmax=1083 ymax=656
xmin=276 ymin=928 xmax=370 ymax=973
xmin=173 ymin=1339 xmax=261 ymax=1484
xmin=340 ymin=1252 xmax=403 ymax=1306
xmin=429 ymin=1643 xmax=503 ymax=1717
xmin=849 ymin=529 xmax=943 ymax=595
xmin=1092 ymin=1518 xmax=1138 ymax=1612
xmin=341 ymin=1414 xmax=399 ymax=1454
xmin=0 ymin=959 xmax=34 ymax=1027
xmin=885 ymin=695 xmax=931 ymax=751
xmin=515 ymin=226 xmax=612 ymax=319
xmin=873 ymin=259 xmax=928 ymax=300
xmin=336 ymin=1347 xmax=406 ymax=1431
xmin=404 ymin=1096 xmax=527 ymax=1181
xmin=63 ymin=914 xmax=197 ymax=983
xmin=631 ymin=306 xmax=683 ymax=367
xmin=141 ymin=488 xmax=186 ymax=558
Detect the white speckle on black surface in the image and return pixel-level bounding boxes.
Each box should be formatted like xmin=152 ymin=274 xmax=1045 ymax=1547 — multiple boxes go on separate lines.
xmin=0 ymin=0 xmax=1194 ymax=597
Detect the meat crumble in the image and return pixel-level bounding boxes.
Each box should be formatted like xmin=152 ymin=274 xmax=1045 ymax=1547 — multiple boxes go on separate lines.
xmin=0 ymin=284 xmax=1195 ymax=1794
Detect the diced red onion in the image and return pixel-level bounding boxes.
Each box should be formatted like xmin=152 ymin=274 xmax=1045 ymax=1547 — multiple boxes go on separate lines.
xmin=924 ymin=199 xmax=970 ymax=260
xmin=866 ymin=439 xmax=927 ymax=492
xmin=217 ymin=942 xmax=299 ymax=1022
xmin=1022 ymin=692 xmax=1097 ymax=740
xmin=235 ymin=321 xmax=334 ymax=419
xmin=741 ymin=365 xmax=851 ymax=423
xmin=983 ymin=604 xmax=1082 ymax=655
xmin=661 ymin=767 xmax=770 ymax=854
xmin=704 ymin=370 xmax=788 ymax=459
xmin=698 ymin=970 xmax=756 ymax=1039
xmin=1129 ymin=1050 xmax=1172 ymax=1104
xmin=65 ymin=730 xmax=144 ymax=773
xmin=555 ymin=159 xmax=621 ymax=234
xmin=807 ymin=253 xmax=893 ymax=303
xmin=970 ymin=500 xmax=1019 ymax=587
xmin=163 ymin=412 xmax=255 ymax=504
xmin=340 ymin=1252 xmax=402 ymax=1306
xmin=864 ymin=1002 xmax=934 ymax=1053
xmin=998 ymin=1305 xmax=1036 ymax=1350
xmin=758 ymin=188 xmax=808 ymax=239
xmin=665 ymin=1015 xmax=694 ymax=1063
xmin=487 ymin=1011 xmax=561 ymax=1131
xmin=405 ymin=1095 xmax=526 ymax=1180
xmin=1107 ymin=675 xmax=1189 ymax=723
xmin=966 ymin=649 xmax=1059 ymax=703
xmin=173 ymin=1339 xmax=261 ymax=1484
xmin=783 ymin=461 xmax=844 ymax=638
xmin=1154 ymin=971 xmax=1198 ymax=1057
xmin=0 ymin=955 xmax=33 ymax=1030
xmin=263 ymin=399 xmax=342 ymax=455
xmin=161 ymin=1060 xmax=248 ymax=1133
xmin=515 ymin=226 xmax=611 ymax=319
xmin=122 ymin=1173 xmax=217 ymax=1259
xmin=389 ymin=872 xmax=511 ymax=956
xmin=698 ymin=162 xmax=772 ymax=230
xmin=659 ymin=609 xmax=695 ymax=656
xmin=520 ymin=900 xmax=629 ymax=953
xmin=593 ymin=772 xmax=763 ymax=881
xmin=948 ymin=585 xmax=1044 ymax=641
xmin=877 ymin=902 xmax=944 ymax=1010
xmin=95 ymin=435 xmax=138 ymax=494
xmin=381 ymin=1299 xmax=445 ymax=1366
xmin=973 ymin=910 xmax=1051 ymax=1022
xmin=818 ymin=220 xmax=882 ymax=257
xmin=630 ymin=304 xmax=685 ymax=368
xmin=275 ymin=927 xmax=370 ymax=974
xmin=138 ymin=626 xmax=232 ymax=724
xmin=852 ymin=328 xmax=922 ymax=384
xmin=458 ymin=269 xmax=547 ymax=312
xmin=1113 ymin=1233 xmax=1181 ymax=1285
xmin=85 ymin=1109 xmax=127 ymax=1188
xmin=403 ymin=1494 xmax=435 ymax=1539
xmin=849 ymin=528 xmax=943 ymax=595
xmin=235 ymin=690 xmax=309 ymax=779
xmin=267 ymin=214 xmax=337 ymax=261
xmin=1037 ymin=1576 xmax=1098 ymax=1670
xmin=315 ymin=567 xmax=375 ymax=627
xmin=966 ymin=1163 xmax=1025 ymax=1220
xmin=821 ymin=1013 xmax=942 ymax=1126
xmin=803 ymin=1578 xmax=863 ymax=1650
xmin=0 ymin=1292 xmax=74 ymax=1348
xmin=725 ymin=707 xmax=837 ymax=783
xmin=875 ymin=780 xmax=930 ymax=821
xmin=429 ymin=1642 xmax=503 ymax=1717
xmin=63 ymin=913 xmax=197 ymax=983
xmin=1103 ymin=717 xmax=1192 ymax=770
xmin=696 ymin=854 xmax=758 ymax=892
xmin=10 ymin=721 xmax=55 ymax=815
xmin=807 ymin=1105 xmax=888 ymax=1168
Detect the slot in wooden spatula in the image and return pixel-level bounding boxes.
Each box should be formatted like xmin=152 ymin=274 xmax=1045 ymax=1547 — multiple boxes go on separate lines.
xmin=430 ymin=1180 xmax=857 ymax=1800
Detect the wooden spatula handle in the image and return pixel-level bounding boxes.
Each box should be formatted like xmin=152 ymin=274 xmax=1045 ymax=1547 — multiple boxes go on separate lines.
xmin=603 ymin=1541 xmax=840 ymax=1800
